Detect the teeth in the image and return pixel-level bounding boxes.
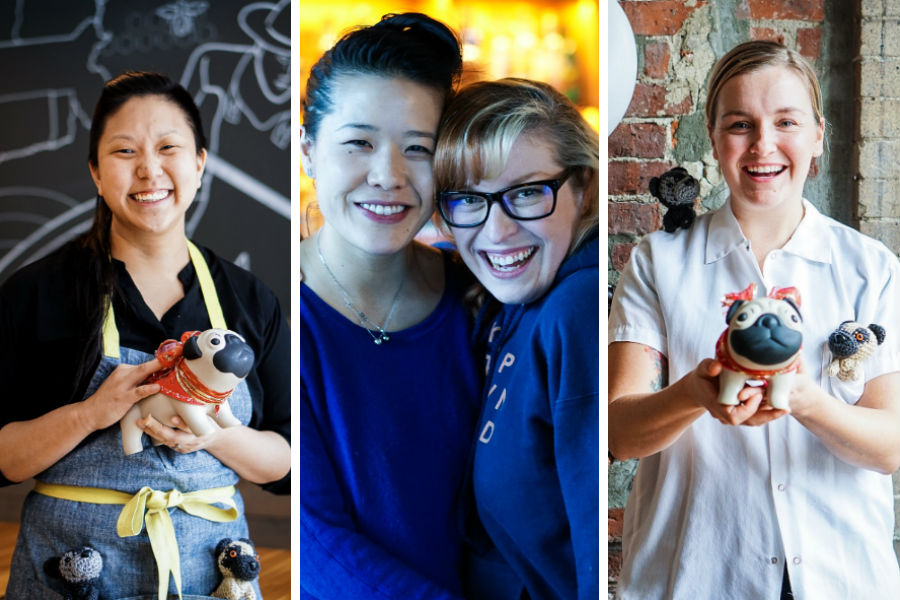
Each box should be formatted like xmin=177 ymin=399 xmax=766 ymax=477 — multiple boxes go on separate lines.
xmin=132 ymin=190 xmax=169 ymax=202
xmin=746 ymin=165 xmax=784 ymax=175
xmin=486 ymin=247 xmax=535 ymax=270
xmin=361 ymin=203 xmax=406 ymax=215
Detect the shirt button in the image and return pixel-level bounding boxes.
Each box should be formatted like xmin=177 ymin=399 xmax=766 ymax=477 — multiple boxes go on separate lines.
xmin=770 ymin=557 xmax=779 ymax=564
xmin=777 ymin=483 xmax=786 ymax=491
xmin=793 ymin=556 xmax=802 ymax=565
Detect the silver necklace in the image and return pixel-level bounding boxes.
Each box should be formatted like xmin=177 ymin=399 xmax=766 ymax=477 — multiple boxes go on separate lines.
xmin=316 ymin=233 xmax=404 ymax=345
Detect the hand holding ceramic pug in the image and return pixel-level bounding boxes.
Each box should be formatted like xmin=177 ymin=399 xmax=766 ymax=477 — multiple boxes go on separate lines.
xmin=120 ymin=329 xmax=254 ymax=455
xmin=715 ymin=284 xmax=803 ymax=411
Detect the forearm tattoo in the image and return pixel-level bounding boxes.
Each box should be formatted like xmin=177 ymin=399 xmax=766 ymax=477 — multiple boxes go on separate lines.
xmin=644 ymin=347 xmax=669 ymax=391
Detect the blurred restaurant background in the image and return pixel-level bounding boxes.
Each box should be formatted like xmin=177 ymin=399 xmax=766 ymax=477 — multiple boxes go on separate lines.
xmin=298 ymin=0 xmax=600 ymax=240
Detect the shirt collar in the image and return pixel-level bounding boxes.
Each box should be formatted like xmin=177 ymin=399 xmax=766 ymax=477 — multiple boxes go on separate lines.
xmin=705 ymin=198 xmax=832 ymax=265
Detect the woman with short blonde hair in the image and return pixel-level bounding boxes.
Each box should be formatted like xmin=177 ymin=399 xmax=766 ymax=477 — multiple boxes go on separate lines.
xmin=435 ymin=77 xmax=600 ymax=599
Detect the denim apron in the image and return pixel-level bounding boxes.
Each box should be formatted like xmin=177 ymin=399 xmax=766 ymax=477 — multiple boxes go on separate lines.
xmin=5 ymin=242 xmax=263 ymax=600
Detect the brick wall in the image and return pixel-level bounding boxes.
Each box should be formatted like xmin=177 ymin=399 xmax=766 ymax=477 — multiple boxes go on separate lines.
xmin=608 ymin=1 xmax=828 ymax=595
xmin=856 ymin=1 xmax=900 ymax=252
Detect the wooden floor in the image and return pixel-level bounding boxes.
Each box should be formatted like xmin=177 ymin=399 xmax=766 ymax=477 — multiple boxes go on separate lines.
xmin=0 ymin=521 xmax=291 ymax=599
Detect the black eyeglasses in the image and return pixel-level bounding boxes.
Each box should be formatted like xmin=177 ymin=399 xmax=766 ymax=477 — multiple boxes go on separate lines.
xmin=438 ymin=169 xmax=575 ymax=228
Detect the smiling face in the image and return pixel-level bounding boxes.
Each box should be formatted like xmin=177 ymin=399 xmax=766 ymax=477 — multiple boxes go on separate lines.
xmin=300 ymin=74 xmax=442 ymax=255
xmin=450 ymin=133 xmax=583 ymax=305
xmin=89 ymin=95 xmax=206 ymax=242
xmin=708 ymin=65 xmax=824 ymax=214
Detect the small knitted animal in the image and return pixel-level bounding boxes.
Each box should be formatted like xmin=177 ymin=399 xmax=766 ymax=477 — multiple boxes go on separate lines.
xmin=649 ymin=166 xmax=699 ymax=233
xmin=43 ymin=546 xmax=103 ymax=600
xmin=211 ymin=538 xmax=260 ymax=600
xmin=827 ymin=321 xmax=886 ymax=381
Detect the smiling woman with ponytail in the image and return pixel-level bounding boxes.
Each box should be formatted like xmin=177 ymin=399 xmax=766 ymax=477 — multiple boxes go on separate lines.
xmin=0 ymin=71 xmax=290 ymax=600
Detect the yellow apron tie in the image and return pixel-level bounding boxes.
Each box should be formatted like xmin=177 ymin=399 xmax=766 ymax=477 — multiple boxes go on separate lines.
xmin=34 ymin=481 xmax=238 ymax=600
xmin=102 ymin=239 xmax=227 ymax=359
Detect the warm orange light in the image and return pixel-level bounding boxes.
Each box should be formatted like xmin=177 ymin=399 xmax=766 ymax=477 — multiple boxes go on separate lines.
xmin=581 ymin=106 xmax=600 ymax=134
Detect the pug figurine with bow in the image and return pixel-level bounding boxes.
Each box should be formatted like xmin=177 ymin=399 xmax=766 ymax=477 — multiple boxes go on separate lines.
xmin=120 ymin=329 xmax=254 ymax=455
xmin=715 ymin=284 xmax=803 ymax=410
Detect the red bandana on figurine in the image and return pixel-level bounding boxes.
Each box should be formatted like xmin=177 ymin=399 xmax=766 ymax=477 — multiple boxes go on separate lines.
xmin=119 ymin=329 xmax=255 ymax=455
xmin=715 ymin=283 xmax=803 ymax=410
xmin=148 ymin=332 xmax=233 ymax=407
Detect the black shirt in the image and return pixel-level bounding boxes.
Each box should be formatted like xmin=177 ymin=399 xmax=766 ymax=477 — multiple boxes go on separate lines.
xmin=0 ymin=240 xmax=290 ymax=492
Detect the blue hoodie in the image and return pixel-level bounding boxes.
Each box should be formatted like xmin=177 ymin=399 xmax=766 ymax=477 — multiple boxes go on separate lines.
xmin=471 ymin=233 xmax=600 ymax=600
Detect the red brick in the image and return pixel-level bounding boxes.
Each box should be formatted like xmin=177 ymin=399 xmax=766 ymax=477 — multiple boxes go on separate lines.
xmin=622 ymin=1 xmax=707 ymax=36
xmin=611 ymin=242 xmax=637 ymax=272
xmin=608 ymin=547 xmax=624 ymax=580
xmin=608 ymin=508 xmax=626 ymax=541
xmin=797 ymin=27 xmax=823 ymax=60
xmin=748 ymin=0 xmax=824 ymax=21
xmin=628 ymin=83 xmax=693 ymax=118
xmin=751 ymin=27 xmax=786 ymax=45
xmin=608 ymin=160 xmax=673 ymax=195
xmin=608 ymin=201 xmax=661 ymax=235
xmin=608 ymin=123 xmax=667 ymax=159
xmin=644 ymin=41 xmax=670 ymax=79
xmin=666 ymin=93 xmax=693 ymax=116
xmin=626 ymin=83 xmax=665 ymax=117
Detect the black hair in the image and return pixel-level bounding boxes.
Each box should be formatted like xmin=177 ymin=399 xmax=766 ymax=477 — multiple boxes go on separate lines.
xmin=302 ymin=12 xmax=462 ymax=140
xmin=76 ymin=71 xmax=206 ymax=387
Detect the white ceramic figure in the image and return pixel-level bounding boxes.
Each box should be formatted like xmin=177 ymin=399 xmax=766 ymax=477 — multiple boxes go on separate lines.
xmin=120 ymin=329 xmax=254 ymax=455
xmin=715 ymin=284 xmax=803 ymax=410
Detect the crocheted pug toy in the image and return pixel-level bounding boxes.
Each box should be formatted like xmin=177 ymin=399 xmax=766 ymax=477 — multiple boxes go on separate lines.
xmin=211 ymin=538 xmax=260 ymax=600
xmin=716 ymin=284 xmax=803 ymax=410
xmin=120 ymin=328 xmax=255 ymax=455
xmin=826 ymin=321 xmax=886 ymax=381
xmin=649 ymin=166 xmax=699 ymax=233
xmin=43 ymin=546 xmax=103 ymax=600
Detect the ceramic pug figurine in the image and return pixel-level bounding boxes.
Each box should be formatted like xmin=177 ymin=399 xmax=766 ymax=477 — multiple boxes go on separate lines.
xmin=120 ymin=329 xmax=255 ymax=455
xmin=715 ymin=284 xmax=803 ymax=410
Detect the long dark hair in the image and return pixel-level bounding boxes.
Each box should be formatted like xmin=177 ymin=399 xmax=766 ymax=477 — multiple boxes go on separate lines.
xmin=75 ymin=71 xmax=207 ymax=385
xmin=301 ymin=12 xmax=462 ymax=141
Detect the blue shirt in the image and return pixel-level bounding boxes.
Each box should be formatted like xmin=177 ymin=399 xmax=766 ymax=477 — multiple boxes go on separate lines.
xmin=300 ymin=251 xmax=479 ymax=599
xmin=472 ymin=235 xmax=600 ymax=600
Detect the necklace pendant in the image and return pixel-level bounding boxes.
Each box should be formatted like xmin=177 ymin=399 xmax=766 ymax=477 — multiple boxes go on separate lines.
xmin=374 ymin=337 xmax=383 ymax=345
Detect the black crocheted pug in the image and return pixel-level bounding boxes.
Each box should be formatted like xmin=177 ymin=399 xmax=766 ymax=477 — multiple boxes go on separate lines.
xmin=211 ymin=537 xmax=261 ymax=600
xmin=649 ymin=166 xmax=699 ymax=233
xmin=43 ymin=546 xmax=103 ymax=600
xmin=827 ymin=321 xmax=886 ymax=381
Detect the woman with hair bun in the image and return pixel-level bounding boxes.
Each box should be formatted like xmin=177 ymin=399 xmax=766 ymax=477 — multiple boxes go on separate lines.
xmin=299 ymin=13 xmax=480 ymax=599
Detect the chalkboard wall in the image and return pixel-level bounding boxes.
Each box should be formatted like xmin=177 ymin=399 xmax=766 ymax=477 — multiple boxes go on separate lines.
xmin=0 ymin=0 xmax=291 ymax=309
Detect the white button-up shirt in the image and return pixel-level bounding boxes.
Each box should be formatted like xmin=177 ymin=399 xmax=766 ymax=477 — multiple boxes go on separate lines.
xmin=609 ymin=199 xmax=900 ymax=600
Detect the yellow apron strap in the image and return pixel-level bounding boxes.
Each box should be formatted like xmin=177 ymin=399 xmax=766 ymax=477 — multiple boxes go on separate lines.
xmin=102 ymin=297 xmax=120 ymax=359
xmin=101 ymin=239 xmax=227 ymax=358
xmin=186 ymin=240 xmax=227 ymax=331
xmin=34 ymin=481 xmax=238 ymax=600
